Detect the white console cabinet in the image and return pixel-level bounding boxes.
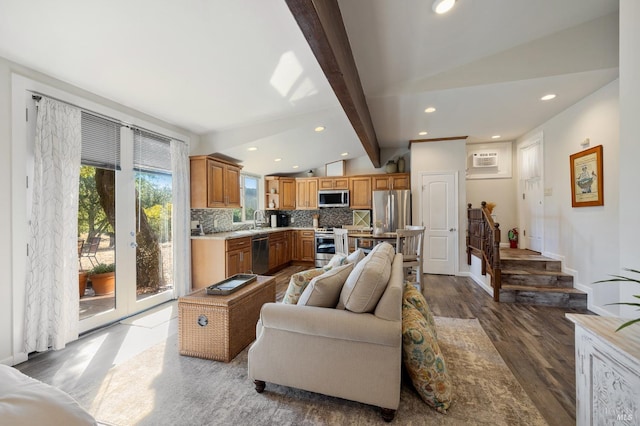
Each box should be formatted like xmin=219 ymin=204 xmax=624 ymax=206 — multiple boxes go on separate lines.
xmin=566 ymin=314 xmax=640 ymax=426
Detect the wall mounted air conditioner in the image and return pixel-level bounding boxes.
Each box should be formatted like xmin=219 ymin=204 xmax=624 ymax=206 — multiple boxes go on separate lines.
xmin=472 ymin=152 xmax=498 ymax=167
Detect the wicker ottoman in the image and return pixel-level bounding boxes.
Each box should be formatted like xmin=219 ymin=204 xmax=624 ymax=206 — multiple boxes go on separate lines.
xmin=179 ymin=275 xmax=275 ymax=362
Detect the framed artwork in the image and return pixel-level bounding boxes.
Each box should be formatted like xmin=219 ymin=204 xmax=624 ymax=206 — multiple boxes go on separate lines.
xmin=570 ymin=145 xmax=603 ymax=207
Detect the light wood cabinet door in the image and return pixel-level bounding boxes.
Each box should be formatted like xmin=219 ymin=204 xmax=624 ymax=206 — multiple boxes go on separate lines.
xmin=300 ymin=237 xmax=315 ymax=262
xmin=280 ymin=179 xmax=296 ymax=209
xmin=190 ymin=156 xmax=242 ymax=208
xmin=226 ymin=246 xmax=251 ymax=276
xmin=349 ymin=176 xmax=372 ymax=209
xmin=318 ymin=177 xmax=349 ymax=190
xmin=296 ymin=178 xmax=318 ymax=209
xmin=372 ymin=173 xmax=410 ymax=191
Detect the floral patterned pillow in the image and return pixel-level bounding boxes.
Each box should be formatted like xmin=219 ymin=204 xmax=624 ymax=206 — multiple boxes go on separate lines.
xmin=402 ymin=301 xmax=453 ymax=413
xmin=282 ymin=268 xmax=326 ymax=304
xmin=403 ymin=282 xmax=438 ymax=340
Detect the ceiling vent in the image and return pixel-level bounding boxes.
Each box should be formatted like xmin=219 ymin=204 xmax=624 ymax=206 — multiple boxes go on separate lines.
xmin=472 ymin=152 xmax=498 ymax=168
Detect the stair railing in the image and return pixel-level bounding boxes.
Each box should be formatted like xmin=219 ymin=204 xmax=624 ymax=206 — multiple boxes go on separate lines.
xmin=467 ymin=202 xmax=502 ymax=301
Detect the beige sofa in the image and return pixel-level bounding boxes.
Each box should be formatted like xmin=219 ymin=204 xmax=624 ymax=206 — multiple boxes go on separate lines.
xmin=248 ymin=250 xmax=404 ymax=422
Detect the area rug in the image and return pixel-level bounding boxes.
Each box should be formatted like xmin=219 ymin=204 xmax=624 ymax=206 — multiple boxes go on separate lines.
xmin=71 ymin=317 xmax=547 ymax=425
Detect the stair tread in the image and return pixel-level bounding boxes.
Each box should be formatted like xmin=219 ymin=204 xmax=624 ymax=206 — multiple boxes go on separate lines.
xmin=501 ymin=284 xmax=586 ymax=294
xmin=502 ymin=269 xmax=572 ymax=277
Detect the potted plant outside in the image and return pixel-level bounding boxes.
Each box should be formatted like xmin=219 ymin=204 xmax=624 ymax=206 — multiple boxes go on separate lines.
xmin=78 ymin=271 xmax=88 ymax=298
xmin=508 ymin=228 xmax=518 ymax=249
xmin=88 ymin=263 xmax=115 ymax=295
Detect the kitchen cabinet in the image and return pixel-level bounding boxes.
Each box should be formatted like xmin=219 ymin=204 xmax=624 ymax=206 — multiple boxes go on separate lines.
xmin=318 ymin=177 xmax=349 ymax=190
xmin=349 ymin=176 xmax=372 ymax=209
xmin=372 ymin=173 xmax=410 ymax=191
xmin=296 ymin=178 xmax=318 ymax=209
xmin=190 ymin=156 xmax=242 ymax=208
xmin=292 ymin=230 xmax=315 ymax=262
xmin=264 ymin=176 xmax=296 ymax=210
xmin=268 ymin=231 xmax=291 ymax=271
xmin=191 ymin=237 xmax=251 ymax=290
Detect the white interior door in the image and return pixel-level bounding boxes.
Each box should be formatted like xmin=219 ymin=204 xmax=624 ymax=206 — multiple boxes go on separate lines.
xmin=518 ymin=137 xmax=544 ymax=252
xmin=420 ymin=172 xmax=457 ymax=275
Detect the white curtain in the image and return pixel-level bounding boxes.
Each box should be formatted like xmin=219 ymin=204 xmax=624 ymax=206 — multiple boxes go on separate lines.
xmin=171 ymin=139 xmax=191 ymax=296
xmin=25 ymin=97 xmax=82 ymax=352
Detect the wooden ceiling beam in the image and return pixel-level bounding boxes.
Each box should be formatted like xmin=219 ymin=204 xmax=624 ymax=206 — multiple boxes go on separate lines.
xmin=285 ymin=0 xmax=381 ymax=168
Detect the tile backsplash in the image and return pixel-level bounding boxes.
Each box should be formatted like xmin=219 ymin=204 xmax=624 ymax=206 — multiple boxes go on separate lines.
xmin=191 ymin=207 xmax=364 ymax=233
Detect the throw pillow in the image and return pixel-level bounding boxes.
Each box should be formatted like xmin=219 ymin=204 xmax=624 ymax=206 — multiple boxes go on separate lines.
xmin=346 ymin=248 xmax=365 ymax=266
xmin=297 ymin=263 xmax=354 ymax=307
xmin=402 ymin=302 xmax=453 ymax=413
xmin=337 ymin=242 xmax=394 ymax=312
xmin=323 ymin=253 xmax=348 ymax=271
xmin=403 ymin=282 xmax=438 ymax=340
xmin=282 ymin=268 xmax=326 ymax=304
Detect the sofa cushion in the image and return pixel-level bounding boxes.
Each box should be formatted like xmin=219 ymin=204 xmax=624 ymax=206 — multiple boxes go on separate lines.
xmin=298 ymin=263 xmax=354 ymax=307
xmin=337 ymin=242 xmax=394 ymax=313
xmin=282 ymin=268 xmax=326 ymax=304
xmin=403 ymin=282 xmax=438 ymax=340
xmin=323 ymin=253 xmax=347 ymax=271
xmin=402 ymin=302 xmax=452 ymax=413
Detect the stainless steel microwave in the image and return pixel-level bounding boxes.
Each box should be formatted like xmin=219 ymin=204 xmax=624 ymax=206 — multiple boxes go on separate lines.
xmin=318 ymin=190 xmax=349 ymax=208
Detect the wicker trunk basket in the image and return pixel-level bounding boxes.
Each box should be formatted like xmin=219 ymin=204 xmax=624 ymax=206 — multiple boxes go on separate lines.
xmin=178 ymin=275 xmax=275 ymax=362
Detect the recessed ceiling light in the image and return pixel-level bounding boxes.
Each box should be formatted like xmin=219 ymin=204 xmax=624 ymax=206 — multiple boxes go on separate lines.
xmin=541 ymin=94 xmax=556 ymax=101
xmin=274 ymin=158 xmax=282 ymax=162
xmin=341 ymin=152 xmax=349 ymax=156
xmin=292 ymin=165 xmax=299 ymax=169
xmin=491 ymin=135 xmax=501 ymax=139
xmin=314 ymin=126 xmax=325 ymax=132
xmin=424 ymin=107 xmax=436 ymax=113
xmin=433 ymin=0 xmax=456 ymax=14
xmin=418 ymin=131 xmax=428 ymax=136
xmin=247 ymin=146 xmax=258 ymax=151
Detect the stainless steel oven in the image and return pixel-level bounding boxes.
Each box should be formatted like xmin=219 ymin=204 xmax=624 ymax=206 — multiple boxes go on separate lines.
xmin=314 ymin=228 xmax=335 ymax=267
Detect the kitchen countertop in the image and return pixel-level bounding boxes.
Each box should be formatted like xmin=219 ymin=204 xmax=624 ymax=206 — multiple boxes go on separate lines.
xmin=190 ymin=227 xmax=311 ymax=240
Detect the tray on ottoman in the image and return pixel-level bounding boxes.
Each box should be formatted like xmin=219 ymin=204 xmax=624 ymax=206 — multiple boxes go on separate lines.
xmin=179 ymin=275 xmax=275 ymax=362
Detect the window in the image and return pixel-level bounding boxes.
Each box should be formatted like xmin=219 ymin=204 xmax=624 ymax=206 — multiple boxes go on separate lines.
xmin=233 ymin=173 xmax=260 ymax=222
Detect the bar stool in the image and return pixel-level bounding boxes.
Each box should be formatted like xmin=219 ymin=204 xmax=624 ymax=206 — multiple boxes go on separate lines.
xmin=395 ymin=227 xmax=425 ymax=290
xmin=334 ymin=228 xmax=350 ymax=255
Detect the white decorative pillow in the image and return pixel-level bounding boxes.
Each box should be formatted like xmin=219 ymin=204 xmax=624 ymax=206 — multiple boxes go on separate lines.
xmin=346 ymin=248 xmax=365 ymax=266
xmin=337 ymin=242 xmax=394 ymax=313
xmin=298 ymin=263 xmax=354 ymax=307
xmin=323 ymin=253 xmax=347 ymax=271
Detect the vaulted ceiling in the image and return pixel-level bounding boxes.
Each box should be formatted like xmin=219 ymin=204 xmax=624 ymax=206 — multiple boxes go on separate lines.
xmin=0 ymin=0 xmax=619 ymax=176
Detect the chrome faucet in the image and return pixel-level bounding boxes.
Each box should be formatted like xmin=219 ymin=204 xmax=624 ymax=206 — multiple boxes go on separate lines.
xmin=254 ymin=210 xmax=266 ymax=229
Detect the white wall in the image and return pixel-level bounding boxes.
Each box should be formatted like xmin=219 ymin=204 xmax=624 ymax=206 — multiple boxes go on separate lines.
xmin=619 ymin=0 xmax=640 ymax=319
xmin=466 ymin=142 xmax=518 ymax=239
xmin=0 ymin=55 xmax=199 ymax=365
xmin=410 ymin=139 xmax=468 ymax=273
xmin=517 ymin=80 xmax=620 ymax=315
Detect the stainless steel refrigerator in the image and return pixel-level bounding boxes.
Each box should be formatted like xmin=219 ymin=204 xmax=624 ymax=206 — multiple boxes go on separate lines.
xmin=372 ymin=189 xmax=411 ymax=232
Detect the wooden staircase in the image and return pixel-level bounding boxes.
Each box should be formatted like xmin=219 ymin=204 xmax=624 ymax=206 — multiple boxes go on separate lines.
xmin=466 ymin=203 xmax=587 ymax=309
xmin=499 ymin=249 xmax=587 ymax=309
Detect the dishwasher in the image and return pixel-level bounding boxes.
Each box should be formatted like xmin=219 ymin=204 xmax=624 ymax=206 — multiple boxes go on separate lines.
xmin=251 ymin=234 xmax=269 ymax=275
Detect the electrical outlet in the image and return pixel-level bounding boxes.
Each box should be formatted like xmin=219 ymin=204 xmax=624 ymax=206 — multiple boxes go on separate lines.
xmin=214 ymin=219 xmax=219 ymax=228
xmin=190 ymin=220 xmax=199 ymax=229
xmin=290 ymin=217 xmax=295 ymax=224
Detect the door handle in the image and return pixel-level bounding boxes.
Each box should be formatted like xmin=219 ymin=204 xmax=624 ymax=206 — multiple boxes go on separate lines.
xmin=449 ymin=228 xmax=457 ymax=232
xmin=130 ymin=242 xmax=138 ymax=248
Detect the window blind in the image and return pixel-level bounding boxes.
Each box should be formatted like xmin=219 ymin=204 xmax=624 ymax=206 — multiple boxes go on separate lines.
xmin=134 ymin=130 xmax=172 ymax=173
xmin=81 ymin=112 xmax=121 ymax=170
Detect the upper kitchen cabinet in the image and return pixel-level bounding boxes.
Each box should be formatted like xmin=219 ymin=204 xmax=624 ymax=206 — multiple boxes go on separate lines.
xmin=296 ymin=178 xmax=318 ymax=210
xmin=349 ymin=176 xmax=372 ymax=209
xmin=190 ymin=155 xmax=242 ymax=208
xmin=265 ymin=176 xmax=296 ymax=210
xmin=372 ymin=173 xmax=410 ymax=191
xmin=318 ymin=177 xmax=349 ymax=190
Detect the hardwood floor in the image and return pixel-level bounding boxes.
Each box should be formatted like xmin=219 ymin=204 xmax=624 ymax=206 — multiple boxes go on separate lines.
xmin=16 ymin=266 xmax=586 ymax=426
xmin=423 ymin=273 xmax=590 ymax=426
